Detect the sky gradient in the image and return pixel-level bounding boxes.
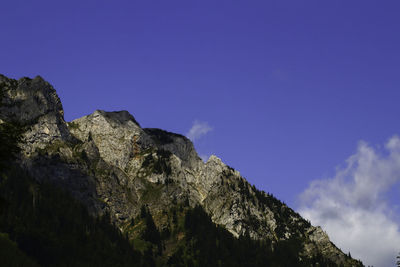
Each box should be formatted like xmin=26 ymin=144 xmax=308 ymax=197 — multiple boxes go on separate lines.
xmin=1 ymin=1 xmax=400 ymax=265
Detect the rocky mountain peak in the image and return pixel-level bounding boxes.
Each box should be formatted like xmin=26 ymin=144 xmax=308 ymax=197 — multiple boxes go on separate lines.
xmin=0 ymin=75 xmax=70 ymax=154
xmin=144 ymin=128 xmax=201 ymax=169
xmin=0 ymin=74 xmax=363 ymax=266
xmin=0 ymin=75 xmax=64 ymax=124
xmin=92 ymin=109 xmax=141 ymax=127
xmin=206 ymin=154 xmax=222 ymax=163
xmin=67 ymin=109 xmax=148 ymax=170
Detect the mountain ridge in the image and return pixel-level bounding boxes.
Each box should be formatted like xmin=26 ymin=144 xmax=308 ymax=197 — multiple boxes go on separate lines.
xmin=0 ymin=74 xmax=363 ymax=266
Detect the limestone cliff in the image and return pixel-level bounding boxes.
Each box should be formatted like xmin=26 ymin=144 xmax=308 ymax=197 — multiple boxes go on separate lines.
xmin=0 ymin=74 xmax=362 ymax=266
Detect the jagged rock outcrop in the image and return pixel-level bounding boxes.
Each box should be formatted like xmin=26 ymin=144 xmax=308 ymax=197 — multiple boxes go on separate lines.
xmin=0 ymin=75 xmax=71 ymax=154
xmin=0 ymin=74 xmax=362 ymax=266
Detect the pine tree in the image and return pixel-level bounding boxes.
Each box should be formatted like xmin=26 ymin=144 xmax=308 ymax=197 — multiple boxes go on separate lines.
xmin=396 ymin=252 xmax=400 ymax=267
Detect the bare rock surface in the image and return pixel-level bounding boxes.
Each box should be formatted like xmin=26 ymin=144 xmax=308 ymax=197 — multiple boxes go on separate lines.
xmin=0 ymin=74 xmax=362 ymax=266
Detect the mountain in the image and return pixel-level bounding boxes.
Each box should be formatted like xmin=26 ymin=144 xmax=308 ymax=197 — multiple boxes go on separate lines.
xmin=0 ymin=74 xmax=363 ymax=266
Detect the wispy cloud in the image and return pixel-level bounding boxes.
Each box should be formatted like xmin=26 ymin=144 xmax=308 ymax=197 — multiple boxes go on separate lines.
xmin=186 ymin=120 xmax=212 ymax=142
xmin=298 ymin=136 xmax=400 ymax=267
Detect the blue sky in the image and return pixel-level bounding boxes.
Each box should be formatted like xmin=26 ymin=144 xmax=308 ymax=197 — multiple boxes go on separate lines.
xmin=1 ymin=1 xmax=400 ymax=265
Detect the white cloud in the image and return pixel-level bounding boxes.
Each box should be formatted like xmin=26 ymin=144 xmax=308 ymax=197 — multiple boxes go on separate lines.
xmin=298 ymin=136 xmax=400 ymax=267
xmin=186 ymin=120 xmax=212 ymax=141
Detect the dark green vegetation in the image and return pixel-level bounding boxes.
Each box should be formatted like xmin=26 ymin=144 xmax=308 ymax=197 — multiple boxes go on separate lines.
xmin=0 ymin=120 xmax=354 ymax=267
xmin=0 ymin=170 xmax=348 ymax=266
xmin=0 ymin=120 xmax=143 ymax=266
xmin=123 ymin=202 xmax=343 ymax=267
xmin=0 ymin=233 xmax=39 ymax=267
xmin=0 ymin=122 xmax=22 ymax=170
xmin=182 ymin=207 xmax=336 ymax=266
xmin=0 ymin=167 xmax=143 ymax=266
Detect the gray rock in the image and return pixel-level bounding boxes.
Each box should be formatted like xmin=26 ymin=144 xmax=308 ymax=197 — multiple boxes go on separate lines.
xmin=0 ymin=75 xmax=71 ymax=155
xmin=0 ymin=74 xmax=362 ymax=266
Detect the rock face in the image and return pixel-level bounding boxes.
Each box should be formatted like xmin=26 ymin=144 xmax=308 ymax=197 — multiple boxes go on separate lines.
xmin=0 ymin=75 xmax=362 ymax=266
xmin=0 ymin=75 xmax=71 ymax=154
